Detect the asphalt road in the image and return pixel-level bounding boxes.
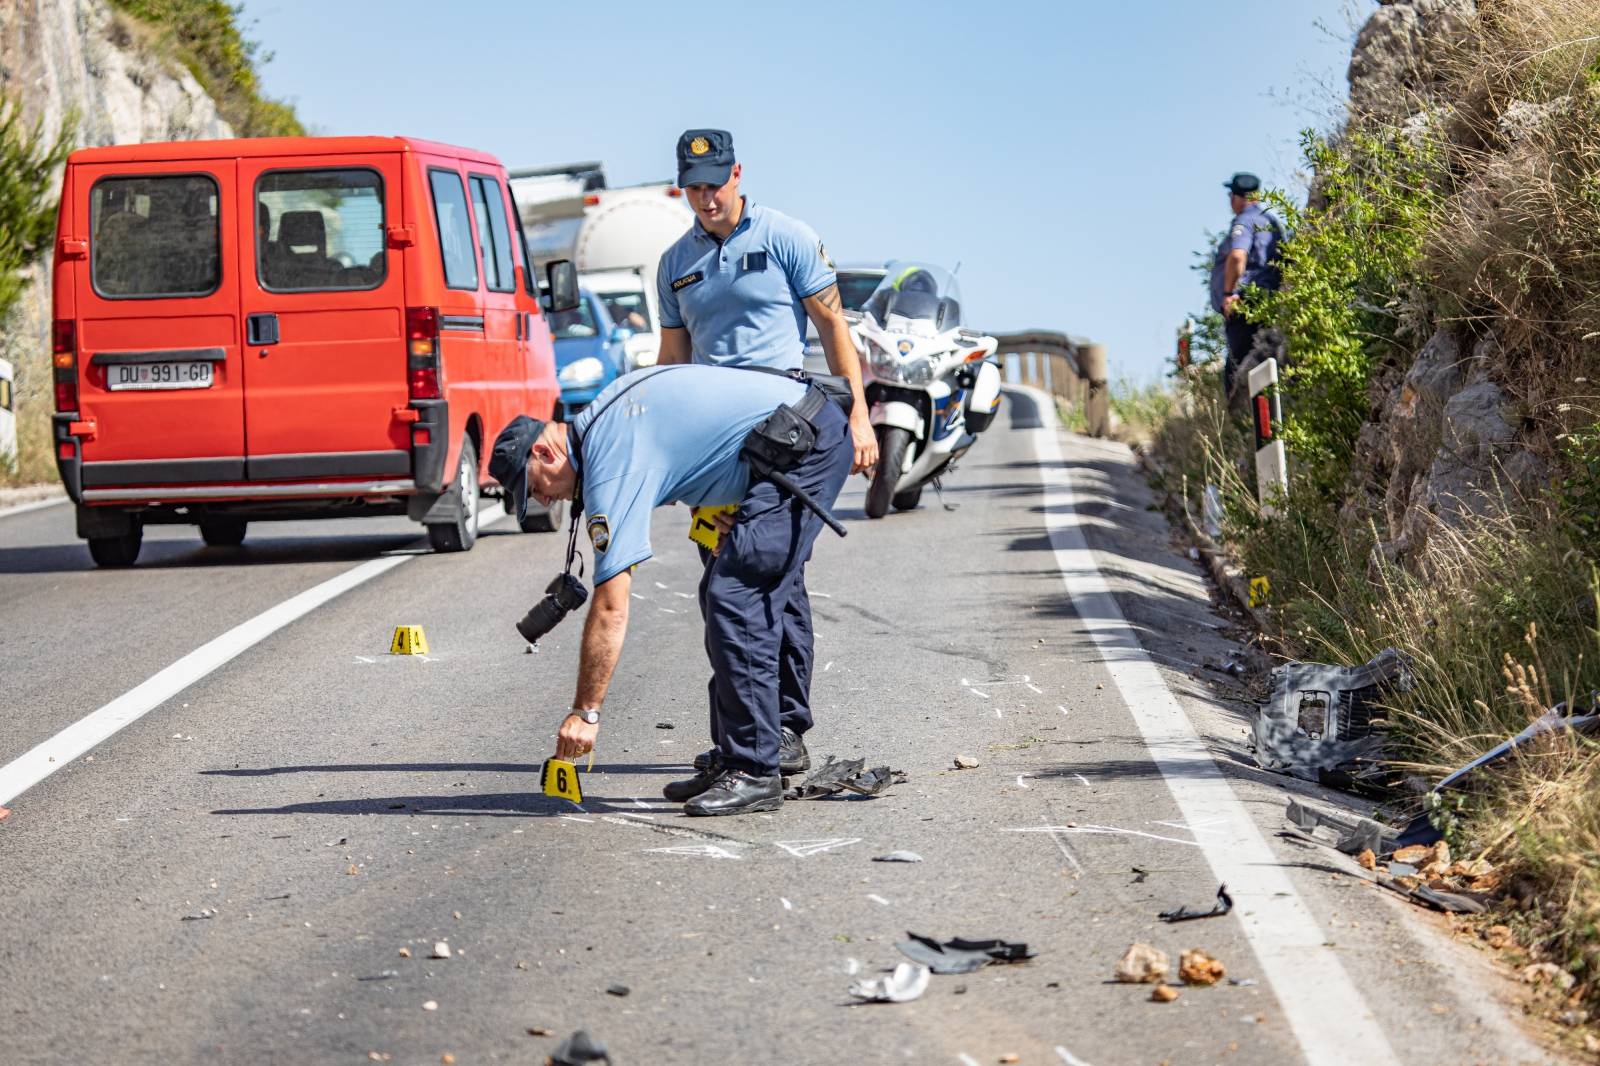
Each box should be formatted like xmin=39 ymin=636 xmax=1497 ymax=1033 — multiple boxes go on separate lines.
xmin=0 ymin=390 xmax=1552 ymax=1065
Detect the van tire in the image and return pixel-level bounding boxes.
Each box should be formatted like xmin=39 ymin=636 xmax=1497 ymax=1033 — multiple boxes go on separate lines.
xmin=200 ymin=518 xmax=248 ymax=547
xmin=892 ymin=484 xmax=923 ymax=512
xmin=88 ymin=527 xmax=143 ymax=568
xmin=520 ymin=496 xmax=567 ymax=534
xmin=427 ymin=436 xmax=480 ymax=553
xmin=865 ymin=427 xmax=911 ymax=520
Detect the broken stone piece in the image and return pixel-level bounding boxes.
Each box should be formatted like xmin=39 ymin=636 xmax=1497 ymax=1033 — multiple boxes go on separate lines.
xmin=1484 ymin=925 xmax=1513 ymax=950
xmin=527 ymin=1026 xmax=554 ymax=1036
xmin=1150 ymin=984 xmax=1179 ymax=1002
xmin=398 ymin=947 xmax=411 ymax=958
xmin=430 ymin=941 xmax=451 ymax=959
xmin=1357 ymin=849 xmax=1377 ymax=871
xmin=1520 ymin=962 xmax=1576 ymax=990
xmin=953 ymin=755 xmax=980 ymax=769
xmin=1114 ymin=943 xmax=1169 ymax=984
xmin=1392 ymin=844 xmax=1432 ymax=865
xmin=1179 ymin=949 xmax=1226 ymax=986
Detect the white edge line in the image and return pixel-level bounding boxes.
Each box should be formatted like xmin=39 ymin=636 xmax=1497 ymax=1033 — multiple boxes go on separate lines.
xmin=0 ymin=510 xmax=513 ymax=807
xmin=1018 ymin=385 xmax=1398 ymax=1066
xmin=0 ymin=495 xmax=68 ymax=520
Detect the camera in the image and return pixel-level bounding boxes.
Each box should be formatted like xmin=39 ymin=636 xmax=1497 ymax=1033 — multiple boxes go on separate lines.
xmin=516 ymin=572 xmax=590 ymax=644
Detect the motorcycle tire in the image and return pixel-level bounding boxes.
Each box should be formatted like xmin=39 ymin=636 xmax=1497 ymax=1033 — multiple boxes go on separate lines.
xmin=865 ymin=426 xmax=911 ymax=519
xmin=892 ymin=485 xmax=923 ymax=512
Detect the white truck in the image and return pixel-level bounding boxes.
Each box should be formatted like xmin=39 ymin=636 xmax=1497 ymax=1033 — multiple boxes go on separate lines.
xmin=509 ymin=165 xmax=692 ymax=371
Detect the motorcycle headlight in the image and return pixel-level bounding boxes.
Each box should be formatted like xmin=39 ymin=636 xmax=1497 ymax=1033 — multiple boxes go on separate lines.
xmin=900 ymin=355 xmax=935 ymax=386
xmin=866 ymin=337 xmax=897 ymax=375
xmin=558 ymin=357 xmax=606 ymax=388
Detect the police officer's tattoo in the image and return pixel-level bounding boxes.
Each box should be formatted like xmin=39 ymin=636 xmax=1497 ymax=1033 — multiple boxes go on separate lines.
xmin=814 ymin=284 xmax=842 ymax=314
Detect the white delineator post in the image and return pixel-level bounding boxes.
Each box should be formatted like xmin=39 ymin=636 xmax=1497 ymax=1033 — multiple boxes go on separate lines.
xmin=1247 ymin=357 xmax=1287 ymax=516
xmin=0 ymin=357 xmax=15 ymax=471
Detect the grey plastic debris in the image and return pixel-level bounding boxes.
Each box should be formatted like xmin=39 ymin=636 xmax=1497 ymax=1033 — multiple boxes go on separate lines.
xmin=873 ymin=851 xmax=924 ymax=863
xmin=896 ymin=933 xmax=1034 ymax=975
xmin=605 ymin=984 xmax=629 ymax=997
xmin=848 ymin=962 xmax=930 ymax=1003
xmin=1159 ymin=884 xmax=1233 ymax=923
xmin=1377 ymin=874 xmax=1488 ymax=915
xmin=1252 ymin=648 xmax=1411 ymax=790
xmin=1284 ymin=797 xmax=1392 ymax=856
xmin=180 ymin=909 xmax=215 ymax=921
xmin=549 ymin=1029 xmax=612 ymax=1065
xmin=785 ymin=756 xmax=904 ymax=800
xmin=654 ymin=721 xmax=674 ymax=730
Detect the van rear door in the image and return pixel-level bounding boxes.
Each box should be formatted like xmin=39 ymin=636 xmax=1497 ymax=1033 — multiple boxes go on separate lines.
xmin=237 ymin=154 xmax=409 ymax=481
xmin=74 ymin=162 xmax=245 ymax=486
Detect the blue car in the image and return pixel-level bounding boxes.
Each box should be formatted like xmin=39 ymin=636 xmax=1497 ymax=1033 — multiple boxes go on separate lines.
xmin=551 ymin=288 xmax=631 ymax=421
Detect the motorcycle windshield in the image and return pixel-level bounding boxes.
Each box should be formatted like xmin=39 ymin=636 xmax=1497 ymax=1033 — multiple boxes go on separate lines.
xmin=865 ymin=262 xmax=963 ymax=334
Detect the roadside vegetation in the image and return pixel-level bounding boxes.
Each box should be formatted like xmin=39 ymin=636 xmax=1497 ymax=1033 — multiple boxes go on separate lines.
xmin=1147 ymin=0 xmax=1600 ymax=1037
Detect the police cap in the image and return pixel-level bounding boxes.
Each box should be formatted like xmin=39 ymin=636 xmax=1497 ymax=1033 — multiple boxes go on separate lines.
xmin=1224 ymin=172 xmax=1262 ymax=196
xmin=489 ymin=414 xmax=546 ymax=524
xmin=677 ymin=129 xmax=735 ymax=188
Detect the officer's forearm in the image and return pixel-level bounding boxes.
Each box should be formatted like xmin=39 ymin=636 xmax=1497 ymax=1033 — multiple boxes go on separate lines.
xmin=573 ymin=573 xmax=631 ymax=710
xmin=1223 ymin=249 xmax=1247 ymax=296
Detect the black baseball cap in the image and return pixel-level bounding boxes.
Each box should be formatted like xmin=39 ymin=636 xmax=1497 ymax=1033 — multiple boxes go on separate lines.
xmin=489 ymin=414 xmax=546 ymax=524
xmin=677 ymin=129 xmax=735 ymax=188
xmin=1224 ymin=172 xmax=1262 ymax=195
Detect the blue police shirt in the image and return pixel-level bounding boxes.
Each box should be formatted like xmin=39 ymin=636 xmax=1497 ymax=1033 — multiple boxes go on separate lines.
xmin=569 ymin=364 xmax=808 ymax=586
xmin=656 ymin=199 xmax=835 ymax=370
xmin=1209 ymin=201 xmax=1283 ymax=312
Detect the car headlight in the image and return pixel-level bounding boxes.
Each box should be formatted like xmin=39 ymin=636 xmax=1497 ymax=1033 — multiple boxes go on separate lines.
xmin=558 ymin=357 xmax=606 ymax=388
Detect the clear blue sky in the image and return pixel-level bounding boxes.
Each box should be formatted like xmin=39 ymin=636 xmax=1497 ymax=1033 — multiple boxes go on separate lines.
xmin=246 ymin=0 xmax=1371 ymax=382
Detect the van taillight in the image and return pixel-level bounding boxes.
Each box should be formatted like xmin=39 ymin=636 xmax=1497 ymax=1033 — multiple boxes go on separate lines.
xmin=52 ymin=319 xmax=78 ymax=412
xmin=666 ymin=187 xmax=682 ymax=198
xmin=406 ymin=306 xmax=441 ymax=400
xmin=583 ymin=194 xmax=600 ymax=206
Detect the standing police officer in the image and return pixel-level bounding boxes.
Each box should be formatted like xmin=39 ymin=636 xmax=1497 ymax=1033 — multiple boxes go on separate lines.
xmin=652 ymin=129 xmax=875 ymax=795
xmin=1210 ymin=172 xmax=1283 ymax=398
xmin=497 ymin=363 xmax=854 ymax=816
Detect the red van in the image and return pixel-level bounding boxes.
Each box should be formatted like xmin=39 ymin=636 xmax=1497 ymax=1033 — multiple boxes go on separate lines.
xmin=50 ymin=135 xmax=578 ymax=566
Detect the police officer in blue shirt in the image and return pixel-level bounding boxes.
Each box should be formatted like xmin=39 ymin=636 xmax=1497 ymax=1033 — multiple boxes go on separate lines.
xmin=502 ymin=364 xmax=854 ymax=816
xmin=1210 ymin=172 xmax=1283 ymax=397
xmin=653 ymin=129 xmax=875 ymax=791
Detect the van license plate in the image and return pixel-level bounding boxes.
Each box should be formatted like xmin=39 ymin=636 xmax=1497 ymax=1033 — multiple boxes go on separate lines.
xmin=107 ymin=361 xmax=214 ymax=391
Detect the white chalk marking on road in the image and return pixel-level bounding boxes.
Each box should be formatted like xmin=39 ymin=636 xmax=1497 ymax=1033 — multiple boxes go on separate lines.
xmin=1055 ymin=1046 xmax=1096 ymax=1066
xmin=1057 ymin=704 xmax=1069 ymax=715
xmin=1006 ymin=824 xmax=1203 ymax=848
xmin=823 ymin=661 xmax=833 ymax=672
xmin=658 ymin=607 xmax=680 ymax=614
xmin=0 ymin=495 xmax=67 ymax=520
xmin=966 ymin=687 xmax=990 ymax=700
xmin=1072 ymin=773 xmax=1092 ymax=789
xmin=1016 ymin=774 xmax=1030 ymax=789
xmin=774 ymin=838 xmax=860 ymax=858
xmin=812 ymin=590 xmax=832 ymax=598
xmin=559 ymin=815 xmax=593 ymax=824
xmin=645 ymin=843 xmax=742 ymax=860
xmin=632 ymin=797 xmax=649 ymax=809
xmin=780 ymin=897 xmax=793 ymax=911
xmin=674 ymin=591 xmax=693 ymax=599
xmin=353 ymin=656 xmax=375 ymax=663
xmin=1153 ymin=818 xmax=1230 ymax=837
xmin=631 ymin=593 xmax=645 ymax=600
xmin=653 ymin=581 xmax=669 ymax=589
xmin=1044 ymin=829 xmax=1085 ymax=875
xmin=957 ymin=1054 xmax=982 ymax=1066
xmin=865 ymin=893 xmax=890 ymax=906
xmin=0 ymin=551 xmax=413 ymax=807
xmin=1022 ymin=386 xmax=1398 ymax=1066
xmin=1026 ymin=682 xmax=1043 ymax=694
xmin=994 ymin=706 xmax=1004 ymax=719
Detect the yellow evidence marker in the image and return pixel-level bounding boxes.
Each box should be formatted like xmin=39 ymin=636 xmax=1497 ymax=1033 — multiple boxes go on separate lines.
xmin=541 ymin=757 xmax=583 ymax=803
xmin=1248 ymin=576 xmax=1271 ymax=608
xmin=390 ymin=625 xmax=429 ymax=655
xmin=689 ymin=505 xmax=737 ymax=551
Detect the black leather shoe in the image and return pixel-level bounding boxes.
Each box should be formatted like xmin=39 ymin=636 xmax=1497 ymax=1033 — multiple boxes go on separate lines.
xmin=694 ymin=729 xmax=810 ymax=775
xmin=662 ymin=766 xmax=720 ymax=802
xmin=683 ymin=770 xmax=783 ymax=816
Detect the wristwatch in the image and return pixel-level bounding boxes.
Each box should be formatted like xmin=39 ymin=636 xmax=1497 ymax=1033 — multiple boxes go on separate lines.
xmin=568 ymin=709 xmax=600 ymax=725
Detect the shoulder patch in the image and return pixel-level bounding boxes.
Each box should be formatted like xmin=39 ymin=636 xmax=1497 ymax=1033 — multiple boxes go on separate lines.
xmin=818 ymin=239 xmax=834 ymax=269
xmin=587 ymin=514 xmax=611 ymax=553
xmin=671 ymin=271 xmax=704 ymax=292
xmin=1230 ymin=225 xmax=1247 ymax=239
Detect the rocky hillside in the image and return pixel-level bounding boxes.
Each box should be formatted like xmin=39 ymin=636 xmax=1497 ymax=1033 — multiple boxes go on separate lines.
xmin=0 ymin=0 xmax=233 ymax=478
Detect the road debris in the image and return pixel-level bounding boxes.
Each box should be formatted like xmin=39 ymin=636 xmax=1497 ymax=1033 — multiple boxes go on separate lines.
xmin=1357 ymin=849 xmax=1377 ymax=871
xmin=605 ymin=984 xmax=630 ymax=997
xmin=785 ymin=756 xmax=904 ymax=800
xmin=547 ymin=1029 xmax=612 ymax=1065
xmin=953 ymin=755 xmax=980 ymax=769
xmin=1179 ymin=949 xmax=1226 ymax=985
xmin=1521 ymin=962 xmax=1577 ymax=990
xmin=422 ymin=1000 xmax=438 ymax=1011
xmin=896 ymin=933 xmax=1034 ymax=974
xmin=528 ymin=1027 xmax=555 ymax=1037
xmin=0 ymin=807 xmax=11 ymax=822
xmin=655 ymin=721 xmax=674 ymax=729
xmin=1150 ymin=984 xmax=1180 ymax=1003
xmin=398 ymin=947 xmax=411 ymax=958
xmin=1252 ymin=648 xmax=1410 ymax=792
xmin=345 ymin=864 xmax=359 ymax=875
xmin=848 ymin=962 xmax=931 ymax=1003
xmin=430 ymin=941 xmax=452 ymax=959
xmin=1159 ymin=885 xmax=1233 ymax=923
xmin=873 ymin=851 xmax=923 ymax=863
xmin=1283 ymin=797 xmax=1391 ymax=856
xmin=1000 ymin=1055 xmax=1020 ymax=1064
xmin=181 ymin=909 xmax=215 ymax=921
xmin=1114 ymin=943 xmax=1169 ymax=984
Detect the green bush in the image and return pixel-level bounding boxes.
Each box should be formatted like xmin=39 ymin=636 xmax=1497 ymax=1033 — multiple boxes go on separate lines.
xmin=0 ymin=97 xmax=73 ymax=326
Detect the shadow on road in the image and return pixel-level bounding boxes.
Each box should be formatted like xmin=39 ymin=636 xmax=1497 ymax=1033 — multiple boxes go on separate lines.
xmin=0 ymin=533 xmax=423 ymax=575
xmin=202 ymin=761 xmax=677 ymax=777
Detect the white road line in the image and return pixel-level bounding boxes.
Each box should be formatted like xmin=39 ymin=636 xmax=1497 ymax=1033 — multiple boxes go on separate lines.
xmin=1021 ymin=386 xmax=1398 ymax=1066
xmin=1054 ymin=1047 xmax=1095 ymax=1066
xmin=0 ymin=495 xmax=67 ymax=520
xmin=0 ymin=514 xmax=507 ymax=808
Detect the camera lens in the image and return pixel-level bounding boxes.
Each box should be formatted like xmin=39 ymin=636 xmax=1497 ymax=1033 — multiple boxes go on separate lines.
xmin=515 ymin=573 xmax=590 ymax=645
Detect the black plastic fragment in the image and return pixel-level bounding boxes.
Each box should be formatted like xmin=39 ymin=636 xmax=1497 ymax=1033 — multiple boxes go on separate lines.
xmin=1159 ymin=884 xmax=1234 ymax=923
xmin=784 ymin=755 xmax=904 ymax=800
xmin=896 ymin=932 xmax=1034 ymax=975
xmin=549 ymin=1030 xmax=612 ymax=1065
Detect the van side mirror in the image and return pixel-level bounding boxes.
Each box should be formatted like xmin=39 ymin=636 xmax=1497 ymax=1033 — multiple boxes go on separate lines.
xmin=543 ymin=260 xmax=579 ymax=314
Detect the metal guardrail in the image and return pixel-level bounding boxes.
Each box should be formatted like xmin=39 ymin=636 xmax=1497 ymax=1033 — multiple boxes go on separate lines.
xmin=992 ymin=330 xmax=1109 ymax=436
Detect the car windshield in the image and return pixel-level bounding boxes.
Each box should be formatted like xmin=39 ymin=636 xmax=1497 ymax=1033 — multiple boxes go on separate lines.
xmin=597 ymin=291 xmax=651 ymax=333
xmin=837 ymin=271 xmax=884 ymax=312
xmin=550 ymin=297 xmax=599 ymax=340
xmin=864 ymin=262 xmax=962 ymax=332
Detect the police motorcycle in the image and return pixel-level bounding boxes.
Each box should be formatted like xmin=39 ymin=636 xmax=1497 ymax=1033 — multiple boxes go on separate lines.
xmin=846 ymin=263 xmax=1001 ymax=518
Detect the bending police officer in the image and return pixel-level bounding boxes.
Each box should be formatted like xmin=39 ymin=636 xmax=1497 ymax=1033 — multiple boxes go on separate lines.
xmin=494 ymin=364 xmax=854 ymax=816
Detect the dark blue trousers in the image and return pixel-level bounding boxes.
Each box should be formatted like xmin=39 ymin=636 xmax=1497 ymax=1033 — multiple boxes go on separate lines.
xmin=698 ymin=402 xmax=852 ymax=776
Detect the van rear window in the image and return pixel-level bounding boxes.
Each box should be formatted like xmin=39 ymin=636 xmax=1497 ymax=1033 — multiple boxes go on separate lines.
xmin=257 ymin=169 xmax=386 ymax=292
xmin=90 ymin=174 xmax=221 ymax=299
